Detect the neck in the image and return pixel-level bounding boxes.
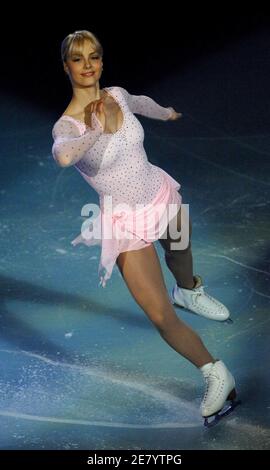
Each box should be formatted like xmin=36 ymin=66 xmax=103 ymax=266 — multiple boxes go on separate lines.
xmin=71 ymin=83 xmax=104 ymax=111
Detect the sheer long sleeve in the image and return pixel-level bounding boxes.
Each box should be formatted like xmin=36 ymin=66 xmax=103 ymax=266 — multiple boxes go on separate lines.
xmin=52 ymin=113 xmax=103 ymax=167
xmin=118 ymin=86 xmax=174 ymax=121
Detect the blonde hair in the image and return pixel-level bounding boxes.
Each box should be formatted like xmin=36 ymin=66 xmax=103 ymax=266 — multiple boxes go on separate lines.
xmin=61 ymin=30 xmax=103 ymax=63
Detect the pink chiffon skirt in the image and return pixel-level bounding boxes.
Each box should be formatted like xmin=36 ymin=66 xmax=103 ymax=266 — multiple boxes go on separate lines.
xmin=71 ymin=167 xmax=182 ymax=287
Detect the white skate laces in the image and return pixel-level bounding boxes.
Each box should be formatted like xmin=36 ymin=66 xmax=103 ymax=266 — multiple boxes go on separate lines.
xmin=199 ymin=360 xmax=241 ymax=427
xmin=171 ymin=275 xmax=231 ymax=322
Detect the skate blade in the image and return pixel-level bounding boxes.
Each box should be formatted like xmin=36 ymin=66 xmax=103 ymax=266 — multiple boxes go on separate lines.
xmin=171 ymin=298 xmax=234 ymax=323
xmin=203 ymin=399 xmax=242 ymax=428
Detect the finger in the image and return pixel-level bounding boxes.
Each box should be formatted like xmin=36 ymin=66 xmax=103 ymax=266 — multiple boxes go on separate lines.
xmin=96 ymin=102 xmax=100 ymax=114
xmin=97 ymin=101 xmax=104 ymax=113
xmin=89 ymin=114 xmax=93 ymax=129
xmin=88 ymin=109 xmax=93 ymax=128
xmin=95 ymin=100 xmax=102 ymax=112
xmin=94 ymin=103 xmax=101 ymax=117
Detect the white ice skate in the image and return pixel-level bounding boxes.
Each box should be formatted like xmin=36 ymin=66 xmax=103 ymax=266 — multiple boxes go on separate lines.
xmin=170 ymin=275 xmax=232 ymax=322
xmin=200 ymin=360 xmax=241 ymax=427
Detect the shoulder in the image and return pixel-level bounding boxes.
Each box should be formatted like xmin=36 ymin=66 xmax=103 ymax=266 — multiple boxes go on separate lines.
xmin=52 ymin=116 xmax=81 ymax=140
xmin=108 ymin=85 xmax=130 ymax=100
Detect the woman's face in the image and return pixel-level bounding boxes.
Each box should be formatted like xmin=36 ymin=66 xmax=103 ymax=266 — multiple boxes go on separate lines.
xmin=64 ymin=39 xmax=103 ymax=87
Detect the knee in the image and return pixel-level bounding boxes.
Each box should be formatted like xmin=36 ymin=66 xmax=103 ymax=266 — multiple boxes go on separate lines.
xmin=183 ymin=215 xmax=192 ymax=240
xmin=177 ymin=208 xmax=192 ymax=241
xmin=164 ymin=238 xmax=191 ymax=261
xmin=182 ymin=212 xmax=192 ymax=241
xmin=148 ymin=306 xmax=177 ymax=333
xmin=166 ymin=217 xmax=192 ymax=255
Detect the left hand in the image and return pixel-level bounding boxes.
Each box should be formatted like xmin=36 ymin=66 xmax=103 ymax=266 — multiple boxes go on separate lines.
xmin=168 ymin=107 xmax=182 ymax=121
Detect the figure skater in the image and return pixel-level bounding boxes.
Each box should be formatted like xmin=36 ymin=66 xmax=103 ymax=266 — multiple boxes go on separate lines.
xmin=51 ymin=30 xmax=240 ymax=425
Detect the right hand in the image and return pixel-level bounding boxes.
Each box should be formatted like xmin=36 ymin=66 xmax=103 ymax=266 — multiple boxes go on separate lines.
xmin=84 ymin=98 xmax=106 ymax=130
xmin=167 ymin=107 xmax=182 ymax=121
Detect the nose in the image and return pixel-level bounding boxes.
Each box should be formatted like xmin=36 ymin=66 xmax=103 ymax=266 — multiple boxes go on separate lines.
xmin=84 ymin=58 xmax=95 ymax=68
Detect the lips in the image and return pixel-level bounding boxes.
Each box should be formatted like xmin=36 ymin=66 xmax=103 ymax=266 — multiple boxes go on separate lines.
xmin=81 ymin=72 xmax=95 ymax=76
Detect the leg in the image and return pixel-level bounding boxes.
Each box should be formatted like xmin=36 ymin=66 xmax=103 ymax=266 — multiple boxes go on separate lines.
xmin=158 ymin=205 xmax=231 ymax=321
xmin=158 ymin=205 xmax=195 ymax=289
xmin=116 ymin=244 xmax=214 ymax=368
xmin=116 ymin=245 xmax=239 ymax=424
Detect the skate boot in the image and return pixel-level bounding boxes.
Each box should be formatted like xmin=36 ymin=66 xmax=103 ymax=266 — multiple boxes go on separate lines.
xmin=170 ymin=275 xmax=231 ymax=322
xmin=200 ymin=360 xmax=241 ymax=427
